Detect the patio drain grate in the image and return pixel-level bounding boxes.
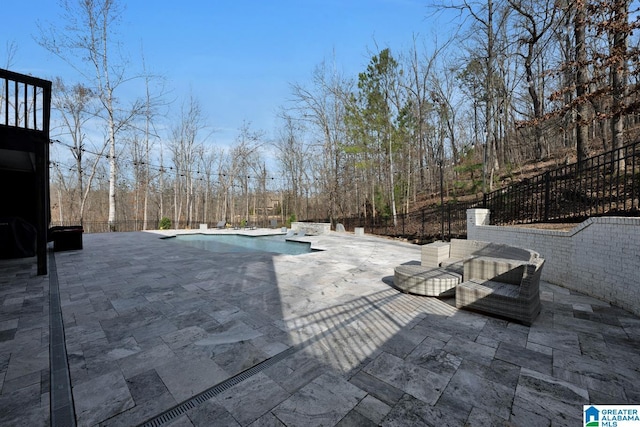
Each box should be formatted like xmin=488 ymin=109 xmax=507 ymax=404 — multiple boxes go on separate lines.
xmin=49 ymin=250 xmax=77 ymax=427
xmin=138 ymin=345 xmax=298 ymax=427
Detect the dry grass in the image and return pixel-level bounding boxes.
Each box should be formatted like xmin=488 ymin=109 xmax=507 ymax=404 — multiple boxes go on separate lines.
xmin=509 ymin=223 xmax=576 ymax=231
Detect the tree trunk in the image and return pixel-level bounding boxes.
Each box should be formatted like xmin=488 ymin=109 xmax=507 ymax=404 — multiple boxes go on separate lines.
xmin=108 ymin=113 xmax=117 ymax=231
xmin=575 ymin=0 xmax=590 ymax=170
xmin=486 ymin=0 xmax=499 ymax=184
xmin=610 ymin=0 xmax=628 ymax=170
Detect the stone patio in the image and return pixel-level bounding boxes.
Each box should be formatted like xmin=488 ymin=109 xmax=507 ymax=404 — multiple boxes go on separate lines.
xmin=1 ymin=230 xmax=639 ymax=426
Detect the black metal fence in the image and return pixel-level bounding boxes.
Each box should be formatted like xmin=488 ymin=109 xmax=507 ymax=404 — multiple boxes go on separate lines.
xmin=336 ymin=199 xmax=478 ymax=244
xmin=47 ymin=220 xmax=156 ymax=234
xmin=49 ymin=218 xmax=286 ymax=234
xmin=484 ymin=141 xmax=640 ymax=225
xmin=336 ymin=140 xmax=640 ymax=241
xmin=51 ymin=141 xmax=640 ymax=241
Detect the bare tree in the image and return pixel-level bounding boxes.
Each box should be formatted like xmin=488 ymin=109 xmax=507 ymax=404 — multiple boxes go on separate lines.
xmin=401 ymin=37 xmax=444 ymax=195
xmin=2 ymin=41 xmax=18 ymax=69
xmin=197 ymin=147 xmax=218 ymax=224
xmin=290 ymin=60 xmax=352 ymax=224
xmin=441 ymin=0 xmax=512 ymax=188
xmin=1 ymin=42 xmax=19 ymax=123
xmin=508 ymin=0 xmax=559 ymax=160
xmin=609 ymin=0 xmax=630 ymax=157
xmin=38 ymin=0 xmax=142 ymax=231
xmin=274 ymin=113 xmax=312 ymax=221
xmin=168 ymin=94 xmax=206 ymax=228
xmin=234 ymin=122 xmax=264 ymax=225
xmin=214 ymin=123 xmax=264 ymax=226
xmin=138 ymin=53 xmax=168 ymax=229
xmin=574 ymin=0 xmax=590 ymax=168
xmin=51 ymin=78 xmax=107 ymax=224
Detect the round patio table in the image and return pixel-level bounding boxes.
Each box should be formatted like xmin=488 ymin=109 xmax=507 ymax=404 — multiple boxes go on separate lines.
xmin=393 ymin=265 xmax=462 ymax=297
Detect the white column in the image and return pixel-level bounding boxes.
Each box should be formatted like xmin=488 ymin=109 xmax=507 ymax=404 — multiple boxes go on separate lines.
xmin=467 ymin=208 xmax=490 ymax=239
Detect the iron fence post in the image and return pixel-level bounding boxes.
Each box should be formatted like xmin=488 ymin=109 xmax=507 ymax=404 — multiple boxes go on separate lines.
xmin=544 ymin=171 xmax=551 ymax=222
xmin=447 ymin=204 xmax=451 ymax=240
xmin=439 ymin=160 xmax=445 ymax=242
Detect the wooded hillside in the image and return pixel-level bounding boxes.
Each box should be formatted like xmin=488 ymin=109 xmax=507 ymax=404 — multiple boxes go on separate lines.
xmin=22 ymin=0 xmax=640 ymax=230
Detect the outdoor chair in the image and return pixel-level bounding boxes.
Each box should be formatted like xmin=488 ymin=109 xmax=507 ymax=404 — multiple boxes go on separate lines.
xmin=455 ymin=257 xmax=545 ymax=326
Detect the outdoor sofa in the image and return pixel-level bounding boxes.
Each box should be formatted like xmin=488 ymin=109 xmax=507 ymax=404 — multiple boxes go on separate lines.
xmin=393 ymin=238 xmax=544 ymax=325
xmin=421 ymin=238 xmax=538 ymax=273
xmin=455 ymin=256 xmax=545 ymax=326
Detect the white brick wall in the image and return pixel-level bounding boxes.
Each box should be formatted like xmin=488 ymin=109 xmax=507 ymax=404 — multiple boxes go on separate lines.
xmin=467 ymin=209 xmax=640 ymax=316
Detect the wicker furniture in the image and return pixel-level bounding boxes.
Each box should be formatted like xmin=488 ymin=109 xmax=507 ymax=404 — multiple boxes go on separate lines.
xmin=394 ymin=239 xmax=540 ymax=303
xmin=455 ymin=257 xmax=545 ymax=326
xmin=393 ymin=265 xmax=462 ymax=297
xmin=422 ymin=238 xmax=538 ymax=273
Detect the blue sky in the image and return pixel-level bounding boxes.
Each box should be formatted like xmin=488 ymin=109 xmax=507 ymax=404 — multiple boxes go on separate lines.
xmin=2 ymin=0 xmax=447 ymax=150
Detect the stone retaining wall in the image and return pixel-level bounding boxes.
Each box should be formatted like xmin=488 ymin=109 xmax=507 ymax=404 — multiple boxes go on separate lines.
xmin=290 ymin=222 xmax=331 ymax=235
xmin=466 ymin=209 xmax=640 ymax=316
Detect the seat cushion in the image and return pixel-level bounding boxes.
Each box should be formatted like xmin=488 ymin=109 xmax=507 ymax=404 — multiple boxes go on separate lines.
xmin=455 ymin=278 xmax=541 ymax=326
xmin=456 ymin=278 xmax=520 ymax=299
xmin=394 ymin=265 xmax=462 ymax=297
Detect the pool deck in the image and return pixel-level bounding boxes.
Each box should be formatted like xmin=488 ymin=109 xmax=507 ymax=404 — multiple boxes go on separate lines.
xmin=1 ymin=229 xmax=639 ymax=426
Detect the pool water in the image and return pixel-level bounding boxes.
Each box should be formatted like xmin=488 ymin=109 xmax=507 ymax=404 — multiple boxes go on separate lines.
xmin=168 ymin=234 xmax=315 ymax=255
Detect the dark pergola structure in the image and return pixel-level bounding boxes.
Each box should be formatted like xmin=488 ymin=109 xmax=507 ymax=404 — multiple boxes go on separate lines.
xmin=0 ymin=68 xmax=52 ymax=275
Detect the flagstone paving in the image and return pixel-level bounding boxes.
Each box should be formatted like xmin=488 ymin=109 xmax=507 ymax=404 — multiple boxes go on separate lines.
xmin=1 ymin=229 xmax=639 ymax=426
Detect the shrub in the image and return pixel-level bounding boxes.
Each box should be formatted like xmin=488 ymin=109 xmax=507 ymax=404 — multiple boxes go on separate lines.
xmin=159 ymin=217 xmax=172 ymax=230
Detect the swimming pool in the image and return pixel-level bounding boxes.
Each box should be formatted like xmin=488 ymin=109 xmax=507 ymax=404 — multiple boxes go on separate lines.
xmin=167 ymin=233 xmax=316 ymax=255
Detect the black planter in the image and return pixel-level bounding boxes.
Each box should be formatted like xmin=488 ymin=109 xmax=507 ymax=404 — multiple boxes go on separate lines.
xmin=49 ymin=226 xmax=84 ymax=251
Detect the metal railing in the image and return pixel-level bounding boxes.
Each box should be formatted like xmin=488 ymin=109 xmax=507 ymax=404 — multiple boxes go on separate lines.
xmin=1 ymin=68 xmax=52 ymax=276
xmin=484 ymin=141 xmax=640 ymax=225
xmin=49 ymin=218 xmax=286 ymax=234
xmin=334 ymin=141 xmax=640 ymax=241
xmin=52 ymin=141 xmax=640 ymax=241
xmin=326 ymin=199 xmax=478 ymax=244
xmin=0 ymin=68 xmax=50 ymax=132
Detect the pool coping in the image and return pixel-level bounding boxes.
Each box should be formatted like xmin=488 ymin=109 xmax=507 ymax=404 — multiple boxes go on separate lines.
xmin=147 ymin=228 xmax=326 ymax=254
